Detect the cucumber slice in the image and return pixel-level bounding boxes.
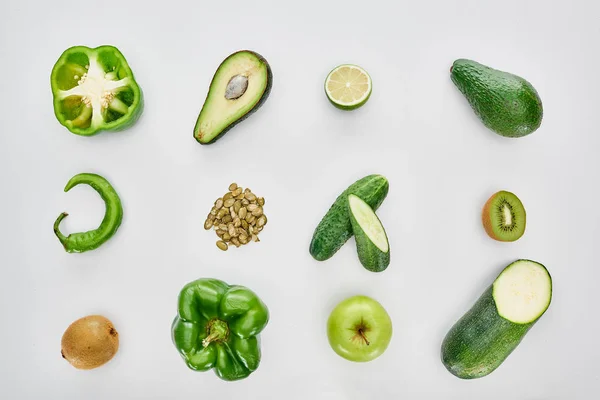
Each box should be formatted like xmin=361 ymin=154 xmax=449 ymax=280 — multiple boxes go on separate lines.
xmin=348 ymin=194 xmax=390 ymax=272
xmin=309 ymin=175 xmax=389 ymax=261
xmin=441 ymin=260 xmax=552 ymax=379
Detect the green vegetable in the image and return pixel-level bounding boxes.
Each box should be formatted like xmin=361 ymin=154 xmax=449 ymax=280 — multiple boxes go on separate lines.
xmin=194 ymin=50 xmax=272 ymax=144
xmin=348 ymin=194 xmax=390 ymax=272
xmin=441 ymin=260 xmax=552 ymax=379
xmin=172 ymin=278 xmax=269 ymax=381
xmin=310 ymin=175 xmax=389 ymax=261
xmin=54 ymin=173 xmax=123 ymax=253
xmin=51 ymin=45 xmax=143 ymax=136
xmin=451 ymin=59 xmax=543 ymax=138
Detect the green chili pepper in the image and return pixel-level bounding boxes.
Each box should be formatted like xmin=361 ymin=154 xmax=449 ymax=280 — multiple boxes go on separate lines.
xmin=50 ymin=45 xmax=143 ymax=136
xmin=172 ymin=278 xmax=269 ymax=381
xmin=54 ymin=173 xmax=123 ymax=253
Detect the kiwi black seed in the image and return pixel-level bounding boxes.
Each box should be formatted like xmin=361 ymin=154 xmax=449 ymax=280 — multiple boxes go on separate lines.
xmin=482 ymin=190 xmax=526 ymax=242
xmin=61 ymin=315 xmax=119 ymax=370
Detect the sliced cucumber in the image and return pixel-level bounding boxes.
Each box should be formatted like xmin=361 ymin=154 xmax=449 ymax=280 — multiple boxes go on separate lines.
xmin=348 ymin=194 xmax=390 ymax=272
xmin=309 ymin=175 xmax=389 ymax=261
xmin=441 ymin=260 xmax=552 ymax=379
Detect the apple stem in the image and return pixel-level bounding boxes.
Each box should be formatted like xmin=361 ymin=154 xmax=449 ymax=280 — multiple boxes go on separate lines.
xmin=358 ymin=328 xmax=370 ymax=346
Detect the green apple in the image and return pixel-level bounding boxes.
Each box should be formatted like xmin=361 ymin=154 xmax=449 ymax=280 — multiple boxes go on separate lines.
xmin=327 ymin=295 xmax=392 ymax=362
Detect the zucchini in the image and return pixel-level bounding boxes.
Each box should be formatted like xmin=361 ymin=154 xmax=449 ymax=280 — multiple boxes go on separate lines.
xmin=441 ymin=260 xmax=552 ymax=379
xmin=309 ymin=175 xmax=389 ymax=261
xmin=348 ymin=194 xmax=390 ymax=272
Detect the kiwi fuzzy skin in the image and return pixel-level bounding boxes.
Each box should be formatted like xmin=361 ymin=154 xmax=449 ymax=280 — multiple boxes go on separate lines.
xmin=61 ymin=315 xmax=119 ymax=370
xmin=482 ymin=191 xmax=526 ymax=242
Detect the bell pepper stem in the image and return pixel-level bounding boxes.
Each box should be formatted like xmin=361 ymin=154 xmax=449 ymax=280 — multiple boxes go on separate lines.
xmin=202 ymin=331 xmax=222 ymax=348
xmin=202 ymin=319 xmax=229 ymax=348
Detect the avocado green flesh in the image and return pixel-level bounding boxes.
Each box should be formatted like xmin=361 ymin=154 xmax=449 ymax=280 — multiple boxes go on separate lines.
xmin=310 ymin=175 xmax=389 ymax=261
xmin=348 ymin=194 xmax=390 ymax=272
xmin=442 ymin=260 xmax=552 ymax=379
xmin=490 ymin=192 xmax=525 ymax=241
xmin=194 ymin=51 xmax=271 ymax=144
xmin=451 ymin=59 xmax=543 ymax=138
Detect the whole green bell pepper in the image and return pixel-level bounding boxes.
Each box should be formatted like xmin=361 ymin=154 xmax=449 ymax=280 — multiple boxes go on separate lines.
xmin=172 ymin=278 xmax=269 ymax=381
xmin=50 ymin=45 xmax=143 ymax=136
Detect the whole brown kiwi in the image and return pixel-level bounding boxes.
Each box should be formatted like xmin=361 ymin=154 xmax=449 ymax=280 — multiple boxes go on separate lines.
xmin=61 ymin=315 xmax=119 ymax=370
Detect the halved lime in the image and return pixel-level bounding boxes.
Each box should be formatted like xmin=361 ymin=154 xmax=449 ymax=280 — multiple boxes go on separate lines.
xmin=324 ymin=64 xmax=372 ymax=110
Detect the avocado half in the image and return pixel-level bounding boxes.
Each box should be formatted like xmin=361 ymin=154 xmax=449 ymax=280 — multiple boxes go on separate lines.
xmin=193 ymin=50 xmax=272 ymax=144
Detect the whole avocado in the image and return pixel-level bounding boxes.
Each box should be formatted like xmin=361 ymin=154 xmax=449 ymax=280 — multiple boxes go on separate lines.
xmin=451 ymin=59 xmax=543 ymax=138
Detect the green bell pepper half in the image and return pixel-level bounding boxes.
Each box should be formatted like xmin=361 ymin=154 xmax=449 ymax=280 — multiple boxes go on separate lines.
xmin=172 ymin=278 xmax=269 ymax=381
xmin=50 ymin=45 xmax=143 ymax=136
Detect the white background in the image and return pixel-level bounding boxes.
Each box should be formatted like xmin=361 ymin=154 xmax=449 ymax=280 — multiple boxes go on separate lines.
xmin=0 ymin=0 xmax=598 ymax=398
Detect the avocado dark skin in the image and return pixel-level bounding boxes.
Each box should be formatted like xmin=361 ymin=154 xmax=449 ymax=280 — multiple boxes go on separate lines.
xmin=451 ymin=59 xmax=543 ymax=138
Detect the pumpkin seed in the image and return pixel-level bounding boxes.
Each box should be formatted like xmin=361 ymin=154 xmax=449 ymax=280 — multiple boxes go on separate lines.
xmin=257 ymin=215 xmax=267 ymax=227
xmin=223 ymin=198 xmax=235 ymax=208
xmin=206 ymin=183 xmax=266 ymax=250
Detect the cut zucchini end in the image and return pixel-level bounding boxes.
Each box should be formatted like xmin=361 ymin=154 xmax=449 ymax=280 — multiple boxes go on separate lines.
xmin=493 ymin=260 xmax=552 ymax=324
xmin=348 ymin=194 xmax=389 ymax=253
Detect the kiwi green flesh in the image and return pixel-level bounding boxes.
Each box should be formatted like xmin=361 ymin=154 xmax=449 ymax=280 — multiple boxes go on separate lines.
xmin=489 ymin=192 xmax=526 ymax=241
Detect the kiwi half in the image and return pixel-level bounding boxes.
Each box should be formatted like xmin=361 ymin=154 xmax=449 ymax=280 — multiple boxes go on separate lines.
xmin=482 ymin=190 xmax=526 ymax=242
xmin=61 ymin=315 xmax=119 ymax=370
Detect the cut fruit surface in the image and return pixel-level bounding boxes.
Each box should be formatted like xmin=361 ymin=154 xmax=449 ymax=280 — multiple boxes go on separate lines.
xmin=51 ymin=45 xmax=143 ymax=136
xmin=493 ymin=260 xmax=552 ymax=324
xmin=441 ymin=259 xmax=552 ymax=379
xmin=325 ymin=65 xmax=372 ymax=110
xmin=482 ymin=190 xmax=526 ymax=242
xmin=348 ymin=194 xmax=388 ymax=252
xmin=194 ymin=50 xmax=272 ymax=144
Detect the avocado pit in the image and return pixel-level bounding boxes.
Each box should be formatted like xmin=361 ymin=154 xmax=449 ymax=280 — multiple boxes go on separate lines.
xmin=225 ymin=74 xmax=249 ymax=100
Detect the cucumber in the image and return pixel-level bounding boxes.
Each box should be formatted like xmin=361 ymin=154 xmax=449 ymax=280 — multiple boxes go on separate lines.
xmin=441 ymin=260 xmax=552 ymax=379
xmin=348 ymin=194 xmax=390 ymax=272
xmin=309 ymin=175 xmax=389 ymax=261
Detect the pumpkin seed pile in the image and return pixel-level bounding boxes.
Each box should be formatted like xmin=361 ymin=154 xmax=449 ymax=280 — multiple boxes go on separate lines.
xmin=205 ymin=183 xmax=267 ymax=251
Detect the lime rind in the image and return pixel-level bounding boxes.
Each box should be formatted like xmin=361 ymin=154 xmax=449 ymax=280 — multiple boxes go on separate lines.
xmin=325 ymin=64 xmax=372 ymax=110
